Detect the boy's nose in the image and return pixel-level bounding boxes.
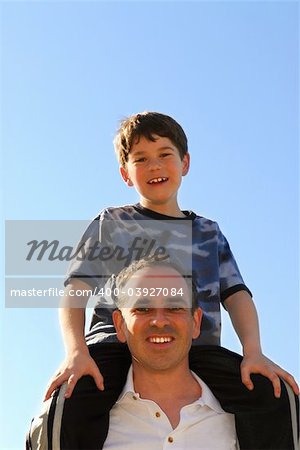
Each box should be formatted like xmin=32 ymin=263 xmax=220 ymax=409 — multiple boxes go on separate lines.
xmin=149 ymin=309 xmax=170 ymax=328
xmin=148 ymin=157 xmax=162 ymax=170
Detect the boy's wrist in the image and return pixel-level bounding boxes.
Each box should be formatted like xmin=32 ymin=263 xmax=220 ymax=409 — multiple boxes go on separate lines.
xmin=242 ymin=337 xmax=262 ymax=357
xmin=66 ymin=342 xmax=89 ymax=356
xmin=242 ymin=344 xmax=262 ymax=357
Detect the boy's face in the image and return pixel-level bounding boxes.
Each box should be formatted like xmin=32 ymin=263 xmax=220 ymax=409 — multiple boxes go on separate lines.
xmin=120 ymin=135 xmax=190 ymax=213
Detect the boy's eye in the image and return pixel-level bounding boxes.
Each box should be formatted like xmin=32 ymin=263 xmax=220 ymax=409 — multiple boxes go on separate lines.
xmin=134 ymin=157 xmax=146 ymax=163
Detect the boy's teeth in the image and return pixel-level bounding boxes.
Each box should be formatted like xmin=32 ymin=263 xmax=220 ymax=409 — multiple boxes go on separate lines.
xmin=149 ymin=337 xmax=172 ymax=343
xmin=149 ymin=177 xmax=167 ymax=184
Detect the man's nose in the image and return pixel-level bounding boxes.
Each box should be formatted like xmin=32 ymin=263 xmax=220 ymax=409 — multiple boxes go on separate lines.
xmin=150 ymin=309 xmax=170 ymax=328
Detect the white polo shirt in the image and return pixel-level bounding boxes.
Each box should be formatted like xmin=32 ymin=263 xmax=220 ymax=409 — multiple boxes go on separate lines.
xmin=103 ymin=366 xmax=238 ymax=450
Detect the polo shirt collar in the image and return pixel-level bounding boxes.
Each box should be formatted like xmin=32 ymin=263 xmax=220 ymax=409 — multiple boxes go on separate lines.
xmin=116 ymin=366 xmax=137 ymax=403
xmin=116 ymin=365 xmax=225 ymax=414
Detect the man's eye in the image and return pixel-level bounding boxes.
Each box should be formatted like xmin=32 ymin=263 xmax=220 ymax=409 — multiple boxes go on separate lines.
xmin=168 ymin=307 xmax=185 ymax=312
xmin=135 ymin=308 xmax=150 ymax=313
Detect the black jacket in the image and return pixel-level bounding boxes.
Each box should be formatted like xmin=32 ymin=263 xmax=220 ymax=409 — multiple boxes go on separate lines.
xmin=27 ymin=344 xmax=299 ymax=450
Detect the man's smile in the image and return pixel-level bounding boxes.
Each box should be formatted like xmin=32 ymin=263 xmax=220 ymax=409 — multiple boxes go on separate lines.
xmin=147 ymin=336 xmax=174 ymax=344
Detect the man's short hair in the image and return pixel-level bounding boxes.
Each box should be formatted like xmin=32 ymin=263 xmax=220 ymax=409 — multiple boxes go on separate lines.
xmin=113 ymin=257 xmax=198 ymax=313
xmin=114 ymin=111 xmax=188 ymax=168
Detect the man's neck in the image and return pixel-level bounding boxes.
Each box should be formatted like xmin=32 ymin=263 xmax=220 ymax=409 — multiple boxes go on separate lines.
xmin=132 ymin=364 xmax=202 ymax=429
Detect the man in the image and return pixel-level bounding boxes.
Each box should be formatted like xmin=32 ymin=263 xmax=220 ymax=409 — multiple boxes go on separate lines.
xmin=104 ymin=258 xmax=238 ymax=449
xmin=27 ymin=257 xmax=299 ymax=449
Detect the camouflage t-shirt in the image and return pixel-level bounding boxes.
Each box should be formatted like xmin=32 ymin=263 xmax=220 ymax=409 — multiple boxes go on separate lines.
xmin=65 ymin=203 xmax=251 ymax=346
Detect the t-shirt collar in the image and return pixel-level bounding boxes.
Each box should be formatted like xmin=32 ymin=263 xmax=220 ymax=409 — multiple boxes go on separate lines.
xmin=134 ymin=203 xmax=196 ymax=221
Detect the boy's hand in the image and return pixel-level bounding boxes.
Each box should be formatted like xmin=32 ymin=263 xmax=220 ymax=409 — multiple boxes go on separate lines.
xmin=44 ymin=352 xmax=104 ymax=401
xmin=241 ymin=352 xmax=299 ymax=398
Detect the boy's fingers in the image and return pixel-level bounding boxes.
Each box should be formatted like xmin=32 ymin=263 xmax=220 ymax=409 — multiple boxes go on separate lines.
xmin=276 ymin=371 xmax=299 ymax=396
xmin=44 ymin=377 xmax=62 ymax=401
xmin=64 ymin=364 xmax=105 ymax=395
xmin=44 ymin=360 xmax=107 ymax=400
xmin=241 ymin=357 xmax=299 ymax=397
xmin=266 ymin=372 xmax=281 ymax=398
xmin=92 ymin=367 xmax=104 ymax=391
xmin=242 ymin=363 xmax=281 ymax=397
xmin=44 ymin=386 xmax=54 ymax=401
xmin=64 ymin=374 xmax=78 ymax=398
xmin=242 ymin=380 xmax=254 ymax=391
xmin=264 ymin=365 xmax=300 ymax=397
xmin=285 ymin=374 xmax=299 ymax=395
xmin=241 ymin=368 xmax=254 ymax=391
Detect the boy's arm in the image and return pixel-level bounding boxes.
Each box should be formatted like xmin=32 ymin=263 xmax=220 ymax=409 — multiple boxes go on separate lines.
xmin=44 ymin=280 xmax=104 ymax=400
xmin=224 ymin=290 xmax=299 ymax=397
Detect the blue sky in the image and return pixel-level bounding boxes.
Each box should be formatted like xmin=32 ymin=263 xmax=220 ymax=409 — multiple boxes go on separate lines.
xmin=1 ymin=1 xmax=299 ymax=449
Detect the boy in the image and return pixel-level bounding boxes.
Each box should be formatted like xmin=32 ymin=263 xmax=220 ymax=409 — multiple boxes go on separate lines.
xmin=46 ymin=111 xmax=297 ymax=397
xmin=37 ymin=112 xmax=298 ymax=449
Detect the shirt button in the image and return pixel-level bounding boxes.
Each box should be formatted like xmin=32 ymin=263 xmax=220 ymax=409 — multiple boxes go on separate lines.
xmin=168 ymin=437 xmax=174 ymax=443
xmin=132 ymin=395 xmax=138 ymax=400
xmin=155 ymin=412 xmax=161 ymax=418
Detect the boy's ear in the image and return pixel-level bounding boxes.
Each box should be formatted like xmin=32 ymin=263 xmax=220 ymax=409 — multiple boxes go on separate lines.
xmin=182 ymin=152 xmax=190 ymax=177
xmin=120 ymin=166 xmax=134 ymax=187
xmin=112 ymin=309 xmax=127 ymax=343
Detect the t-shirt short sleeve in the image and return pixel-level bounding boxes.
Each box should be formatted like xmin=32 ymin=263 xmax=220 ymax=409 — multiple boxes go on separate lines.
xmin=217 ymin=224 xmax=252 ymax=303
xmin=64 ymin=211 xmax=112 ymax=290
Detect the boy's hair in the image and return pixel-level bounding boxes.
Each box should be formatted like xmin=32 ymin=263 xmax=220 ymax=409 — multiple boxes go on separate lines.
xmin=114 ymin=111 xmax=188 ymax=168
xmin=113 ymin=257 xmax=198 ymax=313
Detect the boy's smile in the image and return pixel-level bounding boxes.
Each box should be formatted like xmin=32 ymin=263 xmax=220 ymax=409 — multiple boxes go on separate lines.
xmin=120 ymin=135 xmax=190 ymax=217
xmin=148 ymin=176 xmax=168 ymax=185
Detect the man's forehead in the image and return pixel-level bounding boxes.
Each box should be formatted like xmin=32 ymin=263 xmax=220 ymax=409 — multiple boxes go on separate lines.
xmin=120 ymin=266 xmax=192 ymax=308
xmin=130 ymin=296 xmax=192 ymax=308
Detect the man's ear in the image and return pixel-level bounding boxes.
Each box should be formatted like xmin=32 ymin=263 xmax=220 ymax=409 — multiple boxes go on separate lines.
xmin=120 ymin=166 xmax=134 ymax=187
xmin=112 ymin=309 xmax=127 ymax=343
xmin=192 ymin=307 xmax=202 ymax=340
xmin=182 ymin=152 xmax=190 ymax=177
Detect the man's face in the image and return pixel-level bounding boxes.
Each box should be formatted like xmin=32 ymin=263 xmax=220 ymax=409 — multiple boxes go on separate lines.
xmin=119 ymin=135 xmax=190 ymax=211
xmin=113 ymin=265 xmax=202 ymax=374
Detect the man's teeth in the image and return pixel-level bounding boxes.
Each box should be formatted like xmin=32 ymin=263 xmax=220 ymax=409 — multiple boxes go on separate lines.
xmin=149 ymin=177 xmax=168 ymax=184
xmin=149 ymin=337 xmax=172 ymax=343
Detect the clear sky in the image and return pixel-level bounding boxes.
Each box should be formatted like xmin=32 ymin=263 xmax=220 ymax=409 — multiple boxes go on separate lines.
xmin=1 ymin=1 xmax=299 ymax=449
